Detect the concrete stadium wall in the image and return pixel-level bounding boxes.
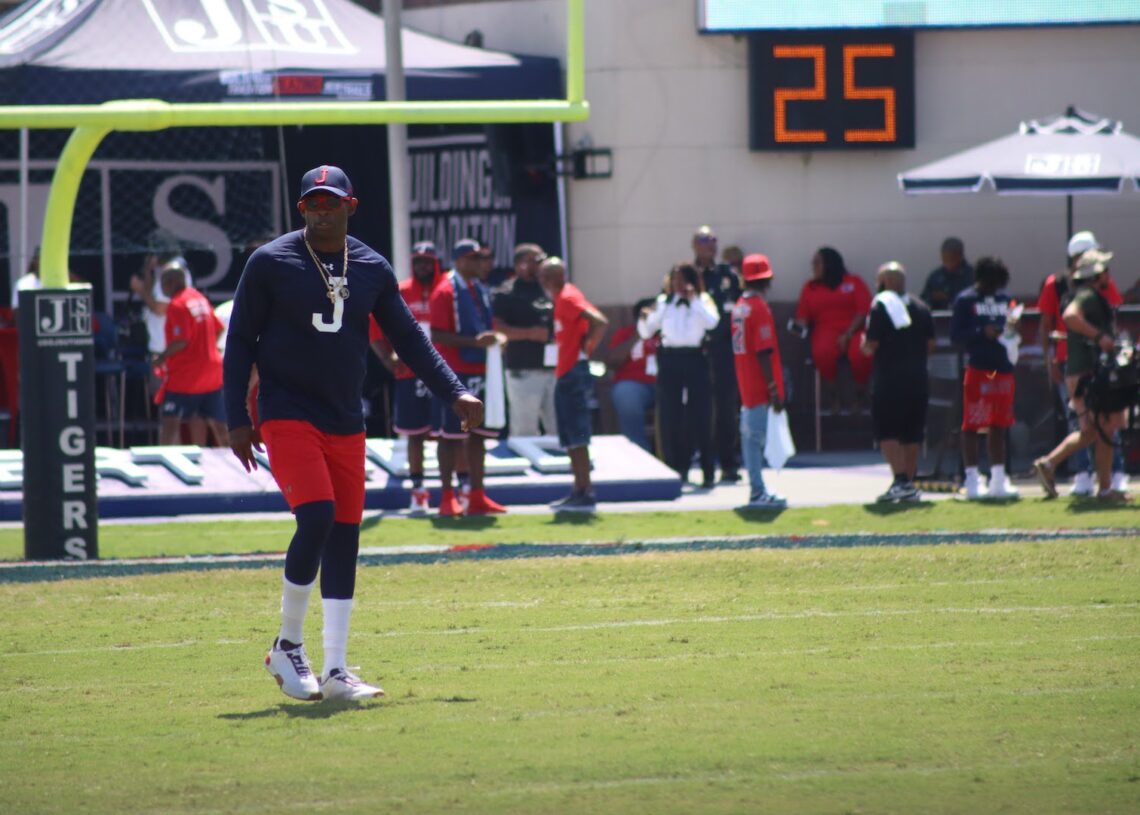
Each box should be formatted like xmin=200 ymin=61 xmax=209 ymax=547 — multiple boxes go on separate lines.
xmin=404 ymin=0 xmax=1140 ymax=307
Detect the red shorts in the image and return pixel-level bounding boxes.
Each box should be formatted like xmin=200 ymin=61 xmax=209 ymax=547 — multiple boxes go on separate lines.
xmin=259 ymin=419 xmax=366 ymax=524
xmin=961 ymin=367 xmax=1015 ymax=431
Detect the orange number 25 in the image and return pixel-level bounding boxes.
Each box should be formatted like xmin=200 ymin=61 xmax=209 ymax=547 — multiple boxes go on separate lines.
xmin=772 ymin=43 xmax=897 ymax=144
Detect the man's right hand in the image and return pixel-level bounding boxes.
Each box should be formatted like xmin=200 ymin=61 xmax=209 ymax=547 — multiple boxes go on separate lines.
xmin=129 ymin=275 xmax=146 ymax=296
xmin=229 ymin=425 xmax=263 ymax=473
xmin=452 ymin=393 xmax=484 ymax=432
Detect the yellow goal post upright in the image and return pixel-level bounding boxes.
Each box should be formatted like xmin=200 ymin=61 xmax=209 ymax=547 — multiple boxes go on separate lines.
xmin=2 ymin=0 xmax=588 ymax=560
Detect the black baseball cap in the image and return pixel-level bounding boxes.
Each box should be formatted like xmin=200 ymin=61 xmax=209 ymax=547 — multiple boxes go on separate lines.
xmin=300 ymin=165 xmax=353 ymax=199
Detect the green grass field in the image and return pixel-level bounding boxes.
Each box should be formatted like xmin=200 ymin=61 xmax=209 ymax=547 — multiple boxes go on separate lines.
xmin=1 ymin=521 xmax=1137 ymax=814
xmin=1 ymin=499 xmax=1137 ymax=560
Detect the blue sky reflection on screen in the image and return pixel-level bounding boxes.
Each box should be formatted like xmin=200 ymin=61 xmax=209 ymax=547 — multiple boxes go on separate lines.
xmin=699 ymin=1 xmax=1140 ymax=31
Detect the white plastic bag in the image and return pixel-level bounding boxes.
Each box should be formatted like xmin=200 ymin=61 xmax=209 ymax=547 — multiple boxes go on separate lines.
xmin=764 ymin=407 xmax=795 ymax=470
xmin=484 ymin=343 xmax=507 ymax=430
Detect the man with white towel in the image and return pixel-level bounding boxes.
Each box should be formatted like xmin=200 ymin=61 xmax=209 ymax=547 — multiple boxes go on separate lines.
xmin=861 ymin=262 xmax=935 ymax=502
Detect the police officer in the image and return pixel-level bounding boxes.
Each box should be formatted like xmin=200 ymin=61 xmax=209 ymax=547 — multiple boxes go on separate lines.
xmin=693 ymin=225 xmax=742 ymax=483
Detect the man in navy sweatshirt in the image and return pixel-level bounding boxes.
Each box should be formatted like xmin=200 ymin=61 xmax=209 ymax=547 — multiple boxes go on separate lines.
xmin=224 ymin=165 xmax=481 ymax=703
xmin=949 ymin=256 xmax=1020 ymax=500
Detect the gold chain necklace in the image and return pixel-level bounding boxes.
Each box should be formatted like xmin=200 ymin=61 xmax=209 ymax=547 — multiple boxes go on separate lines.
xmin=303 ymin=233 xmax=350 ymax=304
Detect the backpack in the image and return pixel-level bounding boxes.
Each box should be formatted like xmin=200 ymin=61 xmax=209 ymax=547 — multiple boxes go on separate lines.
xmin=1081 ymin=344 xmax=1140 ymax=415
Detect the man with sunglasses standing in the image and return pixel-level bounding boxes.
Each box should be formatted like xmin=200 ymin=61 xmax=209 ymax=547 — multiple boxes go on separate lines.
xmin=224 ymin=166 xmax=482 ymax=702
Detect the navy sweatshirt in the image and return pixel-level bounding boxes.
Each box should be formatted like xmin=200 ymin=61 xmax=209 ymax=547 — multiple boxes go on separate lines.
xmin=949 ymin=286 xmax=1014 ymax=374
xmin=224 ymin=230 xmax=466 ymax=434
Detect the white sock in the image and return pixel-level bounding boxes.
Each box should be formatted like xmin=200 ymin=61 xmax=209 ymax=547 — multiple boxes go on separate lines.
xmin=991 ymin=464 xmax=1006 ymax=485
xmin=278 ymin=577 xmax=315 ymax=645
xmin=322 ymin=598 xmax=354 ymax=676
xmin=965 ymin=466 xmax=979 ymax=481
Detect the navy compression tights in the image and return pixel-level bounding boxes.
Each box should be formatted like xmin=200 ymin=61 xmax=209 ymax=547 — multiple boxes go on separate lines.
xmin=283 ymin=501 xmax=361 ymax=600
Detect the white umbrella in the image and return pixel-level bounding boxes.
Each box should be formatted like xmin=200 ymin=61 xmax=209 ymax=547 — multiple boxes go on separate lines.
xmin=899 ymin=107 xmax=1140 ymax=235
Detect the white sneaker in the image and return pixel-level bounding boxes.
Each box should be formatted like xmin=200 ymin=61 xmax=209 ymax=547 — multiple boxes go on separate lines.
xmin=1111 ymin=471 xmax=1130 ymax=493
xmin=319 ymin=667 xmax=385 ymax=701
xmin=963 ymin=472 xmax=987 ymax=500
xmin=408 ymin=487 xmax=430 ymax=515
xmin=987 ymin=477 xmax=1019 ymax=499
xmin=747 ymin=493 xmax=788 ymax=509
xmin=265 ymin=638 xmax=322 ymax=701
xmin=1069 ymin=472 xmax=1095 ymax=497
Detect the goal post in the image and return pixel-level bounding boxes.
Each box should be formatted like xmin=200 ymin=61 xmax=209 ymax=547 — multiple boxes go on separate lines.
xmin=3 ymin=0 xmax=589 ymax=560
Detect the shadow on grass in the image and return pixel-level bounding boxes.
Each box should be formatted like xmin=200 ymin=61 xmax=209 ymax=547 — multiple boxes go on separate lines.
xmin=862 ymin=501 xmax=937 ymax=517
xmin=360 ymin=512 xmax=386 ymax=532
xmin=546 ymin=511 xmax=600 ymax=526
xmin=428 ymin=516 xmax=500 ymax=531
xmin=731 ymin=508 xmax=787 ymax=523
xmin=1065 ymin=497 xmax=1137 ymax=514
xmin=218 ymin=700 xmax=381 ymax=721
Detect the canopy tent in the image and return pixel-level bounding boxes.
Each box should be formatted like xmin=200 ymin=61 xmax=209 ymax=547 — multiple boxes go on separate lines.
xmin=0 ymin=0 xmax=566 ymax=304
xmin=0 ymin=0 xmax=560 ymax=103
xmin=898 ymin=108 xmax=1140 ymax=235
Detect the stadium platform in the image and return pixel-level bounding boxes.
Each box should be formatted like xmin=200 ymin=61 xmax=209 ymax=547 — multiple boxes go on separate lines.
xmin=1 ymin=442 xmax=1064 ymax=529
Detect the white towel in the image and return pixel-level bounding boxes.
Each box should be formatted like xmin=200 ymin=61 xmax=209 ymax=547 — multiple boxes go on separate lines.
xmin=998 ymin=303 xmax=1024 ymax=366
xmin=484 ymin=343 xmax=507 ymax=430
xmin=765 ymin=408 xmax=796 ymax=470
xmin=873 ymin=290 xmax=911 ymax=329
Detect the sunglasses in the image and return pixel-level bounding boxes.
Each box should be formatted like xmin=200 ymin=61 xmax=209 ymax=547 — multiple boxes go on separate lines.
xmin=301 ymin=193 xmax=348 ymax=212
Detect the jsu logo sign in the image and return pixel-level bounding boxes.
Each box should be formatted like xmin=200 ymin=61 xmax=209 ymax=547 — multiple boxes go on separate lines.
xmin=144 ymin=0 xmax=355 ymax=54
xmin=36 ymin=293 xmax=91 ymax=338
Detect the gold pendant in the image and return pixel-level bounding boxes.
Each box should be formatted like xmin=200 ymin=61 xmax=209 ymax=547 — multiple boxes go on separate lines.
xmin=327 ymin=288 xmax=338 ymax=304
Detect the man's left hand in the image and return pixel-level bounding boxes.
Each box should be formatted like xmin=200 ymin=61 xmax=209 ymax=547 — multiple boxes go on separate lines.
xmin=452 ymin=393 xmax=484 ymax=432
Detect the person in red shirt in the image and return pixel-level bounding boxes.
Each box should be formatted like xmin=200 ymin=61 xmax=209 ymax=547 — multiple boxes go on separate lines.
xmin=791 ymin=246 xmax=873 ymax=413
xmin=1037 ymin=230 xmax=1127 ymax=495
xmin=731 ymin=254 xmax=787 ymax=508
xmin=429 ymin=238 xmax=507 ymax=516
xmin=538 ymin=257 xmax=609 ymax=511
xmin=154 ymin=263 xmax=227 ymax=446
xmin=605 ymin=297 xmax=659 ymax=452
xmin=368 ymin=241 xmax=443 ymax=514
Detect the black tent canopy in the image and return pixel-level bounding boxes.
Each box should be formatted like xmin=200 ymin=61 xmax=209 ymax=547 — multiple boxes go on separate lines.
xmin=0 ymin=0 xmax=560 ymax=103
xmin=0 ymin=0 xmax=567 ymax=304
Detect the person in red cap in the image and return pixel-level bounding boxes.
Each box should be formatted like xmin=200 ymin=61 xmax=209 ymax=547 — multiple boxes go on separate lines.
xmin=367 ymin=240 xmax=444 ymax=514
xmin=429 ymin=238 xmax=508 ymax=516
xmin=730 ymin=254 xmax=787 ymax=508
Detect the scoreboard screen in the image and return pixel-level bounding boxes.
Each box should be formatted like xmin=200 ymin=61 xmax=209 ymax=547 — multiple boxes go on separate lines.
xmin=748 ymin=30 xmax=915 ymax=151
xmin=701 ymin=0 xmax=1140 ymax=32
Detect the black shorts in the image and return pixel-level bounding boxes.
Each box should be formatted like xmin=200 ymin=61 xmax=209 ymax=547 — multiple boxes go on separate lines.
xmin=393 ymin=378 xmax=433 ymax=436
xmin=162 ymin=389 xmax=225 ymax=422
xmin=872 ymin=386 xmax=927 ymax=444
